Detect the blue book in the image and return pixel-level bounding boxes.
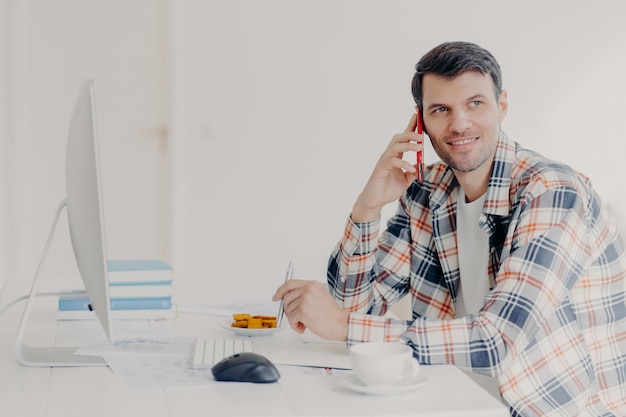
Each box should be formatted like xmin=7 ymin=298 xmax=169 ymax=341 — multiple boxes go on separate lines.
xmin=108 ymin=280 xmax=173 ymax=298
xmin=58 ymin=296 xmax=172 ymax=311
xmin=107 ymin=259 xmax=173 ymax=284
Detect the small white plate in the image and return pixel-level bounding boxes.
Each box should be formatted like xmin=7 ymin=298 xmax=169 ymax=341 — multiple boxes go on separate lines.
xmin=220 ymin=320 xmax=286 ymax=337
xmin=340 ymin=373 xmax=428 ymax=396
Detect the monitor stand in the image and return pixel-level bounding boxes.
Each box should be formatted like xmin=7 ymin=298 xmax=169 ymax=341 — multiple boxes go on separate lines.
xmin=15 ymin=200 xmax=107 ymax=367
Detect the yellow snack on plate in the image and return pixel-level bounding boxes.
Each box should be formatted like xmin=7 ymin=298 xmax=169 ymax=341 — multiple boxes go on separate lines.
xmin=246 ymin=318 xmax=263 ymax=329
xmin=231 ymin=313 xmax=277 ymax=329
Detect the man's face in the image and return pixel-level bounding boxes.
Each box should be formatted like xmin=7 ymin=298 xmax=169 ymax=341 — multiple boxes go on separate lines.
xmin=421 ymin=71 xmax=507 ymax=178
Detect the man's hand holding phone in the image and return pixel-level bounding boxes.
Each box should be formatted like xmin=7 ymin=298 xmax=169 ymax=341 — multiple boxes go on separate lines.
xmin=351 ymin=113 xmax=424 ymax=223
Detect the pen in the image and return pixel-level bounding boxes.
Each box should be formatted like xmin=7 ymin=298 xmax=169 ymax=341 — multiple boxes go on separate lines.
xmin=277 ymin=261 xmax=294 ymax=328
xmin=416 ymin=110 xmax=424 ymax=183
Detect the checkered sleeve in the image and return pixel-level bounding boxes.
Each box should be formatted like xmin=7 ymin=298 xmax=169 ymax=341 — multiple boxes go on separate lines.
xmin=327 ymin=216 xmax=384 ymax=314
xmin=328 ymin=176 xmax=427 ymax=312
xmin=327 ymin=197 xmax=418 ymax=339
xmin=327 ymin=213 xmax=415 ymax=343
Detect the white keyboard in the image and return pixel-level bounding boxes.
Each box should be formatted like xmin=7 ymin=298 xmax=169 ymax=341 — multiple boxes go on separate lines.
xmin=191 ymin=338 xmax=255 ymax=370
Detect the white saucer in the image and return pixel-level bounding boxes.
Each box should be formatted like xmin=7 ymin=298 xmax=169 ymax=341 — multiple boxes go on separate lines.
xmin=220 ymin=320 xmax=286 ymax=337
xmin=340 ymin=373 xmax=428 ymax=396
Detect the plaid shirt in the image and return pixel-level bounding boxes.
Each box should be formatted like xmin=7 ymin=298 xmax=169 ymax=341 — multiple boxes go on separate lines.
xmin=328 ymin=132 xmax=626 ymax=416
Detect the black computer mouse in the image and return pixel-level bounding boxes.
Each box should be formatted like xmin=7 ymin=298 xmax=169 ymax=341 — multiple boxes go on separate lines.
xmin=211 ymin=352 xmax=280 ymax=383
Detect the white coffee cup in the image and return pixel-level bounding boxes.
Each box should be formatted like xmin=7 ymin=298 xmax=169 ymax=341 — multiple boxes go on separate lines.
xmin=349 ymin=342 xmax=420 ymax=387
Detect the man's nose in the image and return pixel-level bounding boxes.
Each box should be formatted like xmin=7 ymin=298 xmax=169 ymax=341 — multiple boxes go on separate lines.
xmin=448 ymin=110 xmax=472 ymax=133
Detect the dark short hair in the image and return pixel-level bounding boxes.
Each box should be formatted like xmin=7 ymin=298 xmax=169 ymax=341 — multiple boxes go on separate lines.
xmin=411 ymin=41 xmax=503 ymax=109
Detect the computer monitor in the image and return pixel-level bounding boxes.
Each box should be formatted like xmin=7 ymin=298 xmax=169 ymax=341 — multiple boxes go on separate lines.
xmin=15 ymin=79 xmax=112 ymax=367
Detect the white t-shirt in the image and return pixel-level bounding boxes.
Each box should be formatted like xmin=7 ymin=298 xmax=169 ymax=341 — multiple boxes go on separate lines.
xmin=455 ymin=188 xmax=489 ymax=316
xmin=456 ymin=188 xmax=501 ymax=399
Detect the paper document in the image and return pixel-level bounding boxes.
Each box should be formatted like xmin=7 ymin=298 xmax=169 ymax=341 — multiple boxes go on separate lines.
xmin=265 ymin=340 xmax=351 ymax=369
xmin=74 ymin=336 xmax=195 ymax=357
xmin=104 ymin=354 xmax=216 ymax=390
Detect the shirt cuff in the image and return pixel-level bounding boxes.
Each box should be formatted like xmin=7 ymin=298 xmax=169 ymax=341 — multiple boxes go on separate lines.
xmin=343 ymin=216 xmax=381 ymax=256
xmin=346 ymin=312 xmax=409 ymax=345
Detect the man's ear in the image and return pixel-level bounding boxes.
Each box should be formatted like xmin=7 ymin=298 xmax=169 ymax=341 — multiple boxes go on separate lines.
xmin=498 ymin=90 xmax=508 ymax=122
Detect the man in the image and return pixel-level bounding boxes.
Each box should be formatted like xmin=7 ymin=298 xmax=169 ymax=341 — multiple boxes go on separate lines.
xmin=273 ymin=41 xmax=626 ymax=416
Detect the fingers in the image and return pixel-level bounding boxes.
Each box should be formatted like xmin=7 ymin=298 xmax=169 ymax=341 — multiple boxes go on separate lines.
xmin=272 ymin=279 xmax=349 ymax=341
xmin=391 ymin=114 xmax=423 ymax=152
xmin=272 ymin=280 xmax=305 ymax=333
xmin=273 ymin=280 xmax=310 ymax=333
xmin=274 ymin=280 xmax=309 ymax=308
xmin=387 ymin=153 xmax=417 ymax=174
xmin=282 ymin=290 xmax=304 ymax=330
xmin=381 ymin=133 xmax=422 ymax=175
xmin=291 ymin=321 xmax=307 ymax=334
xmin=386 ymin=137 xmax=421 ymax=158
xmin=272 ymin=278 xmax=303 ymax=302
xmin=274 ymin=281 xmax=318 ymax=324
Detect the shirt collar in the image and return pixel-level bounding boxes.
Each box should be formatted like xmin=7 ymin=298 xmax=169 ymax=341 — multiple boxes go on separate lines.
xmin=484 ymin=131 xmax=514 ymax=217
xmin=429 ymin=131 xmax=513 ymax=218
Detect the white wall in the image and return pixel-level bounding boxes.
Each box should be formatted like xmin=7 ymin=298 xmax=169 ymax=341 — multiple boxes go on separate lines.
xmin=176 ymin=0 xmax=626 ymax=303
xmin=0 ymin=0 xmax=11 ymax=290
xmin=3 ymin=1 xmax=626 ymax=306
xmin=3 ymin=0 xmax=169 ymax=296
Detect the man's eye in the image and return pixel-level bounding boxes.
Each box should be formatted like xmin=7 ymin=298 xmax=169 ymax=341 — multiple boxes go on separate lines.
xmin=470 ymin=100 xmax=482 ymax=107
xmin=433 ymin=107 xmax=447 ymax=113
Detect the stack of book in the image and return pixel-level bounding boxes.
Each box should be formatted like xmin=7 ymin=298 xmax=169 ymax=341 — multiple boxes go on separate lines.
xmin=58 ymin=259 xmax=175 ymax=320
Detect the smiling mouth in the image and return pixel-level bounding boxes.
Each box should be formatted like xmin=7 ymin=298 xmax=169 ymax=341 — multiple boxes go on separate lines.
xmin=449 ymin=137 xmax=478 ymax=146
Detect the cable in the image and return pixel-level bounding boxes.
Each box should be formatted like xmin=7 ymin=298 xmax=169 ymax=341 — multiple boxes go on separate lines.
xmin=0 ymin=290 xmax=87 ymax=317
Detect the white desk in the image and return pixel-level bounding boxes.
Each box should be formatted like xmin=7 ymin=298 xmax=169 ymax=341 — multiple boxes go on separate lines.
xmin=0 ymin=292 xmax=509 ymax=417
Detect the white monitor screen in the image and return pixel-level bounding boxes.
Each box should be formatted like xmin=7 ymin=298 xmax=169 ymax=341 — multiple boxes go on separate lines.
xmin=65 ymin=79 xmax=112 ymax=341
